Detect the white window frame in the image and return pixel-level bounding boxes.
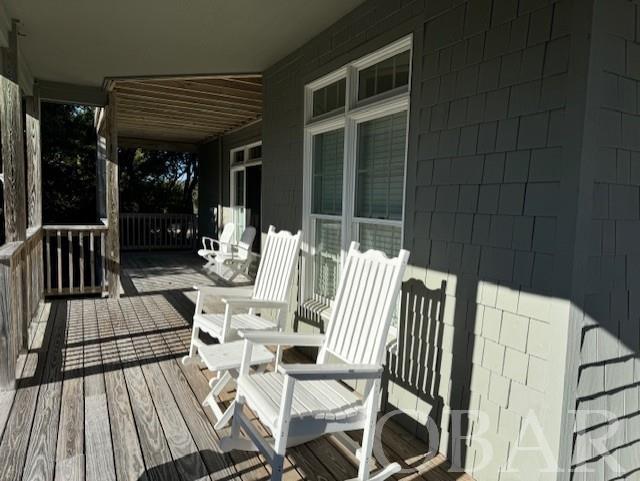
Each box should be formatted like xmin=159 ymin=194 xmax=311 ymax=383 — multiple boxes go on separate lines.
xmin=230 ymin=140 xmax=262 ymax=207
xmin=302 ymin=35 xmax=412 ymax=309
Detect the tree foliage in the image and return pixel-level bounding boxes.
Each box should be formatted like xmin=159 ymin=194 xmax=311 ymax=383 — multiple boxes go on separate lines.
xmin=119 ymin=147 xmax=198 ymax=214
xmin=42 ymin=102 xmax=97 ymax=223
xmin=41 ymin=102 xmax=198 ymax=224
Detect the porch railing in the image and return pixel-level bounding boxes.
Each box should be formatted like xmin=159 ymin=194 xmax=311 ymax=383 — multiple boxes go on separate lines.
xmin=120 ymin=213 xmax=197 ymax=251
xmin=43 ymin=224 xmax=109 ymax=297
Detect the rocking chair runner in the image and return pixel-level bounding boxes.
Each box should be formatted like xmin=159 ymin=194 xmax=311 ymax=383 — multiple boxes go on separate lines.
xmin=222 ymin=242 xmax=410 ymax=481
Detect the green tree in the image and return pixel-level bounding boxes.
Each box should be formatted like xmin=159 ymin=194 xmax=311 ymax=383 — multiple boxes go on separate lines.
xmin=42 ymin=102 xmax=97 ymax=223
xmin=119 ymin=147 xmax=198 ymax=214
xmin=41 ymin=102 xmax=199 ymax=224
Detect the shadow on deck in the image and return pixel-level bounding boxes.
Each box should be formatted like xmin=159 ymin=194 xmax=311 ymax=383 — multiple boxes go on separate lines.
xmin=0 ymin=251 xmax=469 ymax=481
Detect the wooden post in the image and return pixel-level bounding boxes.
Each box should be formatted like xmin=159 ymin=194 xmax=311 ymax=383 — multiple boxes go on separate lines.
xmin=25 ymin=90 xmax=44 ymax=324
xmin=25 ymin=91 xmax=42 ymax=229
xmin=0 ymin=21 xmax=27 ymax=388
xmin=106 ymin=92 xmax=120 ymax=298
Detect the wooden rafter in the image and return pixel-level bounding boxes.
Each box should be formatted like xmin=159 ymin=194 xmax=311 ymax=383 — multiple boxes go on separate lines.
xmin=113 ymin=74 xmax=262 ymax=145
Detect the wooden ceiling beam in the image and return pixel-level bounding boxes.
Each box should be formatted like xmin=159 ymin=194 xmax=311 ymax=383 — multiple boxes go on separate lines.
xmin=178 ymin=78 xmax=262 ymax=96
xmin=117 ymin=99 xmax=256 ymax=122
xmin=117 ymin=110 xmax=237 ymax=128
xmin=116 ymin=85 xmax=262 ymax=112
xmin=128 ymin=79 xmax=262 ymax=102
xmin=118 ymin=115 xmax=232 ymax=132
xmin=117 ymin=94 xmax=258 ymax=118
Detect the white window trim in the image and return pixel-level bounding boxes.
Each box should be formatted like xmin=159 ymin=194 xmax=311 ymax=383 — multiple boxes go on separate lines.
xmin=230 ymin=140 xmax=262 ymax=207
xmin=301 ymin=35 xmax=413 ymax=312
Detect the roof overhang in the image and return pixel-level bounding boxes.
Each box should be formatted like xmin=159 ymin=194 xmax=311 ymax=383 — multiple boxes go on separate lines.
xmin=3 ymin=0 xmax=364 ymax=88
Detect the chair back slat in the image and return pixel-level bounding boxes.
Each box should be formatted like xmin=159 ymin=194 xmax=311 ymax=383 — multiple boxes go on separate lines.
xmin=252 ymin=226 xmax=302 ymax=303
xmin=219 ymin=223 xmax=236 ymax=254
xmin=237 ymin=226 xmax=257 ymax=260
xmin=321 ymin=243 xmax=409 ymax=366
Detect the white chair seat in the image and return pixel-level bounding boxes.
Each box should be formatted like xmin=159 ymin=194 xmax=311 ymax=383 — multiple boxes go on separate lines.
xmin=238 ymin=372 xmax=362 ymax=430
xmin=194 ymin=312 xmax=277 ymax=339
xmin=198 ymin=248 xmax=215 ymax=257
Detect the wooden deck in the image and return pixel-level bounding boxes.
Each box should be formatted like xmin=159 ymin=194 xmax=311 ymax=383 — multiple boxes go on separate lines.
xmin=0 ymin=252 xmax=463 ymax=481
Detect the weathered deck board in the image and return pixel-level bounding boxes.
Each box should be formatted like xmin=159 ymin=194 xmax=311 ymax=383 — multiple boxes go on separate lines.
xmin=83 ymin=299 xmax=116 ymax=481
xmin=20 ymin=300 xmax=66 ymax=481
xmin=55 ymin=300 xmax=85 ymax=481
xmin=0 ymin=252 xmax=471 ymax=481
xmin=98 ymin=297 xmax=146 ymax=481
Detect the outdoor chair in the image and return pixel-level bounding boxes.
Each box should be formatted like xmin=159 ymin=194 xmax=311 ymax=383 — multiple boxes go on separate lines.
xmin=198 ymin=222 xmax=235 ymax=268
xmin=183 ymin=225 xmax=302 ymax=426
xmin=221 ymin=242 xmax=409 ymax=481
xmin=210 ymin=225 xmax=257 ymax=281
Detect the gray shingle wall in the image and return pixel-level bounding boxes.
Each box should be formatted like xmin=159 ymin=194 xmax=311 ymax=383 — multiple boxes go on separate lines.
xmin=572 ymin=0 xmax=640 ymax=478
xmin=262 ymin=0 xmax=579 ymax=479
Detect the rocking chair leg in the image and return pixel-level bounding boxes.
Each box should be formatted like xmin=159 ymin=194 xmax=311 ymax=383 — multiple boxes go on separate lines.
xmin=182 ymin=325 xmax=200 ymax=365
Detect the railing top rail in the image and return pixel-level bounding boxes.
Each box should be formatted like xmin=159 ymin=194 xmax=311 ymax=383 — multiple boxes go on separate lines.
xmin=120 ymin=213 xmax=196 ymax=217
xmin=26 ymin=226 xmax=42 ymax=240
xmin=42 ymin=224 xmax=109 ymax=232
xmin=0 ymin=241 xmax=25 ymax=260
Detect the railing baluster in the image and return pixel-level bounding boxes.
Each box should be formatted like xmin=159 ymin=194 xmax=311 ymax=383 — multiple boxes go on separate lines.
xmin=101 ymin=231 xmax=106 ymax=294
xmin=57 ymin=230 xmax=62 ymax=294
xmin=79 ymin=231 xmax=84 ymax=294
xmin=46 ymin=230 xmax=51 ymax=294
xmin=68 ymin=231 xmax=73 ymax=294
xmin=90 ymin=231 xmax=95 ymax=290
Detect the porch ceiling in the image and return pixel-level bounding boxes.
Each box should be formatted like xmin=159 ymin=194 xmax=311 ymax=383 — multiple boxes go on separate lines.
xmin=3 ymin=0 xmax=364 ymax=87
xmin=113 ymin=75 xmax=262 ymax=145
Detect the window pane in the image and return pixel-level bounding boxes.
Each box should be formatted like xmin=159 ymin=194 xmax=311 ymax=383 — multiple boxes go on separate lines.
xmin=358 ymin=50 xmax=411 ymax=101
xmin=314 ymin=219 xmax=341 ymax=300
xmin=312 ymin=129 xmax=344 ymax=215
xmin=234 ymin=171 xmax=245 ymax=206
xmin=312 ymin=79 xmax=346 ymax=117
xmin=233 ymin=150 xmax=245 ymax=164
xmin=358 ymin=223 xmax=401 ymax=258
xmin=248 ymin=145 xmax=262 ymax=160
xmin=355 ymin=112 xmax=407 ymax=220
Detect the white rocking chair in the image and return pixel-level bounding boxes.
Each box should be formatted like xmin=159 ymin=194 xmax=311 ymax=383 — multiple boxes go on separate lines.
xmin=211 ymin=225 xmax=257 ymax=281
xmin=183 ymin=226 xmax=302 ymax=425
xmin=222 ymin=242 xmax=409 ymax=481
xmin=198 ymin=222 xmax=235 ymax=268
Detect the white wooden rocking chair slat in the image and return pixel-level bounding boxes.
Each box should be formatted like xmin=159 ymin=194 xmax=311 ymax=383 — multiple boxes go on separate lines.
xmin=223 ymin=242 xmax=410 ymax=481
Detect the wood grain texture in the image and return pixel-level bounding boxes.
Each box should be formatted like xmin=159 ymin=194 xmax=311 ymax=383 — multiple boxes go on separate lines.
xmin=56 ymin=300 xmax=85 ymax=481
xmin=25 ymin=93 xmax=42 ymax=229
xmin=0 ymin=302 xmax=58 ymax=481
xmin=104 ymin=299 xmax=179 ymax=481
xmin=97 ymin=297 xmax=146 ymax=481
xmin=0 ymin=76 xmax=27 ymax=243
xmin=21 ymin=300 xmax=67 ymax=481
xmin=82 ymin=299 xmax=116 ymax=481
xmin=106 ymin=93 xmax=121 ymax=298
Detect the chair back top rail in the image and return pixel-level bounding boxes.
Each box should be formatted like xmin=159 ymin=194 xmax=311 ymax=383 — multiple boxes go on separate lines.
xmin=320 ymin=242 xmax=410 ymax=367
xmin=252 ymin=225 xmax=302 ymax=303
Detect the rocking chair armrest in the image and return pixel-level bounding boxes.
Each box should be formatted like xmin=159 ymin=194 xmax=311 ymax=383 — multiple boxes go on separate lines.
xmin=278 ymin=363 xmax=383 ymax=381
xmin=238 ymin=330 xmax=325 ymax=347
xmin=221 ymin=297 xmax=288 ymax=310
